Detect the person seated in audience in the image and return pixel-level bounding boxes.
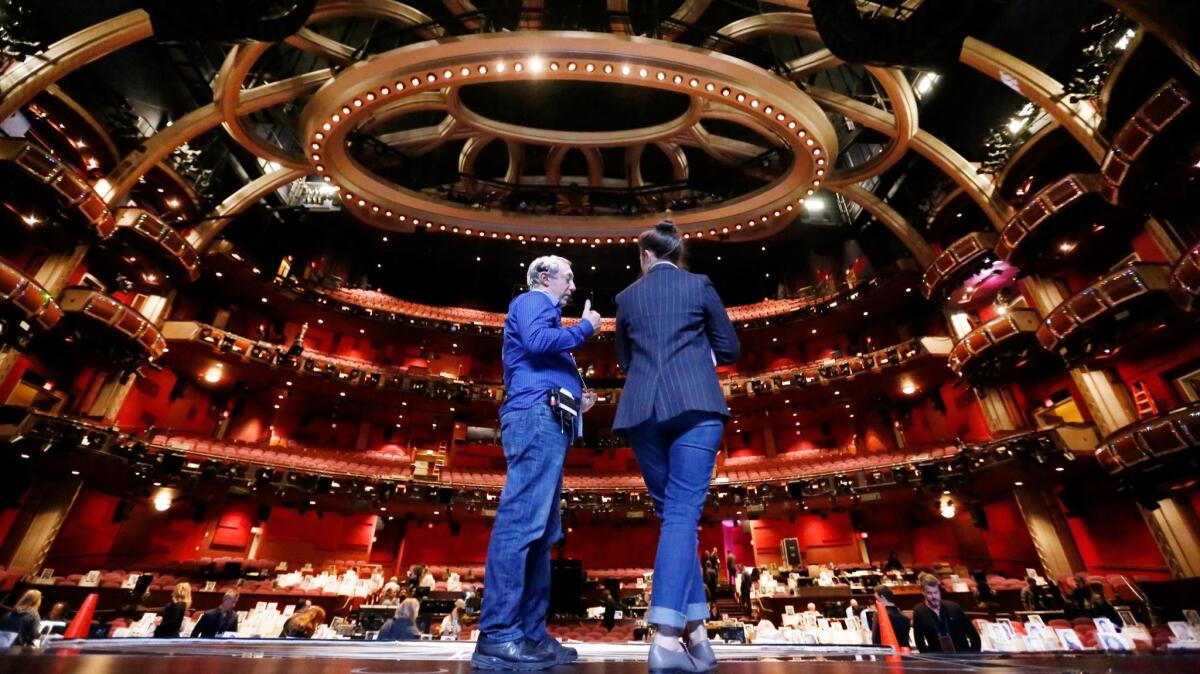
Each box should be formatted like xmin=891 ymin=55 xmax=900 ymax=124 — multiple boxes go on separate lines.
xmin=154 ymin=583 xmax=192 ymax=638
xmin=382 ymin=576 xmax=401 ymax=596
xmin=191 ymin=591 xmax=240 ymax=638
xmin=970 ymin=569 xmax=999 ymax=611
xmin=46 ymin=602 xmax=70 ymax=622
xmin=379 ymin=586 xmax=401 ymax=607
xmin=377 ymin=598 xmax=422 ymax=641
xmin=281 ymin=606 xmax=326 ymax=638
xmin=0 ymin=589 xmax=43 ymax=647
xmin=845 ymin=598 xmax=859 ymax=621
xmin=1087 ymin=582 xmax=1121 ymax=627
xmin=440 ymin=599 xmax=466 ymax=640
xmin=804 ymin=602 xmax=821 ymax=617
xmin=295 ymin=599 xmax=314 ymax=614
xmin=884 ymin=551 xmax=904 ymax=572
xmin=911 ymin=573 xmax=979 ymax=653
xmin=869 ymin=586 xmax=910 ymax=648
xmin=405 ymin=565 xmax=424 ymax=595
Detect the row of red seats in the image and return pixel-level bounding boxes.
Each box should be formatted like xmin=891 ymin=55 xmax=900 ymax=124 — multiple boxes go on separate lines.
xmin=440 ymin=445 xmax=957 ymax=490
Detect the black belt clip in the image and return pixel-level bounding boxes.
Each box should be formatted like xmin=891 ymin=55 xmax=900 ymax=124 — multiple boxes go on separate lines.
xmin=548 ymin=387 xmax=579 ymax=436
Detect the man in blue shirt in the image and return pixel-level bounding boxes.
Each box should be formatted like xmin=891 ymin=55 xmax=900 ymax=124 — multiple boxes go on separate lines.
xmin=474 ymin=255 xmax=600 ymax=670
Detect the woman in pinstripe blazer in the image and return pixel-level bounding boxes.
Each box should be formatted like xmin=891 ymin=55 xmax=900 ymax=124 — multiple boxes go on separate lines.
xmin=613 ymin=221 xmax=739 ymax=673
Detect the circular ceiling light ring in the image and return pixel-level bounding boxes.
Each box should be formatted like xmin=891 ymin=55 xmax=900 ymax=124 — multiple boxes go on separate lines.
xmin=444 ymin=86 xmax=707 ymax=148
xmin=214 ymin=0 xmax=444 ymax=172
xmin=300 ymin=31 xmax=837 ymax=242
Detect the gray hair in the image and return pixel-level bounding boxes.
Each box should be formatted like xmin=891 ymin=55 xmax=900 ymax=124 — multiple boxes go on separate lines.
xmin=526 ymin=255 xmax=572 ymax=290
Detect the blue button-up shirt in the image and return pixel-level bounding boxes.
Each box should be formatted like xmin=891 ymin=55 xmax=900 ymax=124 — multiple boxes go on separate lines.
xmin=500 ymin=290 xmax=593 ymax=421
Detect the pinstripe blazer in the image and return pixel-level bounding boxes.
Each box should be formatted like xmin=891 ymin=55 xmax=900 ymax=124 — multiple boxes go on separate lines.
xmin=612 ymin=263 xmax=740 ymax=431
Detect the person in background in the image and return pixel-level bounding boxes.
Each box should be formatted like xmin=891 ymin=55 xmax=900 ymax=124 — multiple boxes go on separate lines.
xmin=845 ymin=598 xmax=860 ymax=621
xmin=601 ymin=588 xmax=619 ymax=632
xmin=281 ymin=605 xmax=326 ymax=638
xmin=383 ymin=576 xmax=402 ymax=596
xmin=406 ymin=565 xmax=424 ymax=596
xmin=1087 ymin=582 xmax=1121 ymax=627
xmin=740 ymin=568 xmax=762 ymax=618
xmin=1020 ymin=576 xmax=1044 ymax=612
xmin=191 ymin=590 xmax=239 ymax=638
xmin=884 ymin=551 xmax=903 ymax=572
xmin=869 ymin=586 xmax=910 ymax=648
xmin=378 ymin=598 xmax=422 ymax=641
xmin=379 ymin=586 xmax=401 ymax=607
xmin=911 ymin=574 xmax=979 ymax=653
xmin=419 ymin=567 xmax=437 ymax=591
xmin=1069 ymin=574 xmax=1091 ymax=618
xmin=440 ymin=599 xmax=466 ymax=640
xmin=0 ymin=589 xmax=42 ymax=647
xmin=46 ymin=602 xmax=70 ymax=622
xmin=154 ymin=582 xmax=192 ymax=638
xmin=726 ymin=551 xmax=738 ymax=588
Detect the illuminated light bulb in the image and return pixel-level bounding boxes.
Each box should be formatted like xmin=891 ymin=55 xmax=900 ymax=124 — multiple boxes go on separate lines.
xmin=901 ymin=383 xmax=917 ymax=395
xmin=620 ymin=64 xmax=630 ymax=75
xmin=154 ymin=492 xmax=172 ymax=512
xmin=203 ymin=364 xmax=224 ymax=383
xmin=528 ymin=57 xmax=543 ymax=72
xmin=514 ymin=62 xmax=524 ymax=72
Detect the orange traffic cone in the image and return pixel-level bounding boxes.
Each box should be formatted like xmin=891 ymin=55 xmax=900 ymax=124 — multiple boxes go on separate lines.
xmin=63 ymin=593 xmax=98 ymax=639
xmin=875 ymin=598 xmax=902 ymax=661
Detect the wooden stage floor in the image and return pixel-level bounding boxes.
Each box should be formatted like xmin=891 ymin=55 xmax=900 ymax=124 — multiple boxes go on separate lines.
xmin=0 ymin=639 xmax=1197 ymax=674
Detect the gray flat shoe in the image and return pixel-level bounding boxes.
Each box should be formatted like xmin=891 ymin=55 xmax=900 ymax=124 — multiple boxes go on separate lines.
xmin=648 ymin=642 xmax=706 ymax=674
xmin=687 ymin=639 xmax=717 ymax=670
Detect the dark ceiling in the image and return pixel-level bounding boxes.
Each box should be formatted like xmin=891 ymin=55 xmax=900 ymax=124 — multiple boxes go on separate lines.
xmin=13 ymin=0 xmax=1116 ymax=311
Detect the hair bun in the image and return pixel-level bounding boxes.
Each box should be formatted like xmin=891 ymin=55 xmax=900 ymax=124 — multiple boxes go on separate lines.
xmin=655 ymin=220 xmax=678 ymax=235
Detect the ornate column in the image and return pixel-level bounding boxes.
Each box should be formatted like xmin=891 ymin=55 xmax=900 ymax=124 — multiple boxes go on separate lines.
xmin=1013 ymin=486 xmax=1086 ymax=579
xmin=1139 ymin=496 xmax=1200 ymax=578
xmin=0 ymin=478 xmax=83 ymax=574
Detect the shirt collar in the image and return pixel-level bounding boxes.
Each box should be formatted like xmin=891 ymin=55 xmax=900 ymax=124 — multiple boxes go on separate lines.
xmin=650 ymin=260 xmax=678 ymax=270
xmin=531 ymin=287 xmax=561 ymax=308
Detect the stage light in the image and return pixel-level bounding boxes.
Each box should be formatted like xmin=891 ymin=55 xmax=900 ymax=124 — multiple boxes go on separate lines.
xmin=939 ymin=494 xmax=956 ymax=519
xmin=154 ymin=490 xmax=172 ymax=512
xmin=901 ymin=383 xmax=917 ymax=395
xmin=203 ymin=364 xmax=223 ymax=383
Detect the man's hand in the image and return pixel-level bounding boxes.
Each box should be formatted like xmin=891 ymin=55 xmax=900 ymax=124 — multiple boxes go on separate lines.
xmin=582 ymin=389 xmax=598 ymax=413
xmin=582 ymin=299 xmax=601 ymax=332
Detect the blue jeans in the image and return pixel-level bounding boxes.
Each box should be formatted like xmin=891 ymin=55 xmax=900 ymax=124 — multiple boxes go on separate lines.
xmin=479 ymin=404 xmax=568 ymax=643
xmin=628 ymin=411 xmax=725 ymax=629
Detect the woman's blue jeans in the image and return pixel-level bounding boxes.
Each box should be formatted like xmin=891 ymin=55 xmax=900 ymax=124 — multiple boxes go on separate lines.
xmin=627 ymin=411 xmax=725 ymax=629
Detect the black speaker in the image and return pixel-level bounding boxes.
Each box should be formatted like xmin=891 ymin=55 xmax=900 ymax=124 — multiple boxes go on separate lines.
xmin=254 ymin=504 xmax=272 ymax=525
xmin=780 ymin=537 xmax=802 ymax=567
xmin=968 ymin=505 xmax=989 ymax=530
xmin=449 ymin=520 xmax=461 ymax=536
xmin=550 ymin=559 xmax=585 ymax=617
xmin=437 ymin=488 xmax=454 ymax=504
xmin=849 ymin=510 xmax=867 ymax=532
xmin=1058 ymin=486 xmax=1087 ymax=518
xmin=168 ymin=376 xmax=188 ymax=401
xmin=919 ymin=464 xmax=940 ymax=485
xmin=786 ymin=482 xmax=804 ymax=500
xmin=113 ymin=499 xmax=133 ymax=523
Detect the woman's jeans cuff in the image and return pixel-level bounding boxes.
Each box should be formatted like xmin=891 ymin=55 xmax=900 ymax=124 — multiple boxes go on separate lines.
xmin=647 ymin=606 xmax=687 ymax=629
xmin=686 ymin=603 xmax=710 ymax=622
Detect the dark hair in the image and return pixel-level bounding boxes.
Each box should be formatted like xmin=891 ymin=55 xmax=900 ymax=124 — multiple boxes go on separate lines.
xmin=638 ymin=220 xmax=683 ymax=264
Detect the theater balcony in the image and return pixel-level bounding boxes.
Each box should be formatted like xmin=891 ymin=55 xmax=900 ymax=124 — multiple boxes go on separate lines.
xmin=0 ymin=257 xmax=64 ymax=341
xmin=113 ymin=208 xmax=201 ymax=283
xmin=57 ymin=288 xmax=167 ymax=366
xmin=1169 ymin=241 xmax=1200 ymax=312
xmin=0 ymin=138 xmax=116 ymax=239
xmin=1100 ymin=79 xmax=1196 ymax=207
xmin=204 ymin=245 xmax=917 ymax=338
xmin=722 ymin=337 xmax=953 ymax=409
xmin=1093 ymin=401 xmax=1200 ymax=478
xmin=1036 ymin=262 xmax=1178 ymax=362
xmin=948 ymin=308 xmax=1054 ymax=381
xmin=921 ymin=231 xmax=1018 ymax=306
xmin=993 ymin=173 xmax=1126 ymax=273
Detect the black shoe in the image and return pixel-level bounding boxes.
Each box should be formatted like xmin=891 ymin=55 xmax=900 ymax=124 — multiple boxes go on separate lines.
xmin=534 ymin=636 xmax=579 ymax=664
xmin=472 ymin=638 xmax=557 ymax=670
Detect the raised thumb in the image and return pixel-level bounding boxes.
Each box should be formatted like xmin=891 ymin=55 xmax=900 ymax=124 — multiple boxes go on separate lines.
xmin=583 ymin=299 xmax=592 ymax=313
